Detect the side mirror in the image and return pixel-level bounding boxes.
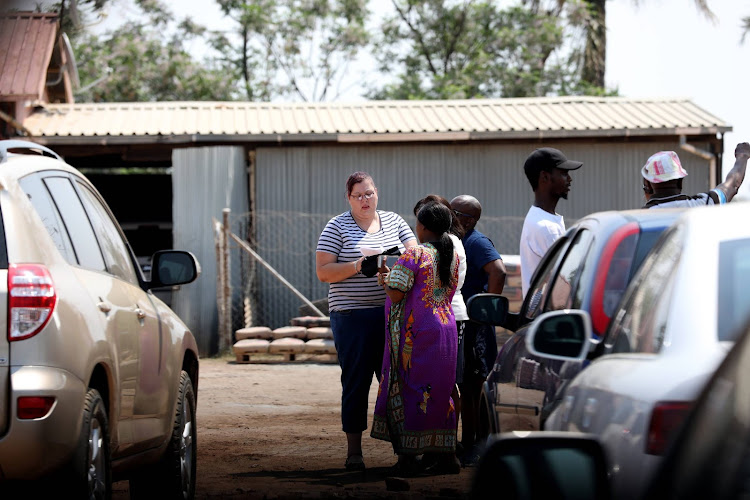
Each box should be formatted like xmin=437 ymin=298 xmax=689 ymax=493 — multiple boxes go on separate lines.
xmin=525 ymin=310 xmax=592 ymax=362
xmin=467 ymin=293 xmax=510 ymax=326
xmin=148 ymin=250 xmax=201 ymax=290
xmin=471 ymin=431 xmax=611 ymax=500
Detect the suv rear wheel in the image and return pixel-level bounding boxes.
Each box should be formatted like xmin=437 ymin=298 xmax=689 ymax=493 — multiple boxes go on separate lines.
xmin=62 ymin=388 xmax=111 ymax=499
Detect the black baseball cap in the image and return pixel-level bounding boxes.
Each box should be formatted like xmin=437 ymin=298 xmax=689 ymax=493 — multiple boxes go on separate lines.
xmin=524 ymin=148 xmax=583 ymax=176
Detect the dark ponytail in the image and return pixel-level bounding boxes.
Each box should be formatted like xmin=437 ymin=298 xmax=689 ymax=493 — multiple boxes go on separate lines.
xmin=416 ymin=201 xmax=455 ymax=287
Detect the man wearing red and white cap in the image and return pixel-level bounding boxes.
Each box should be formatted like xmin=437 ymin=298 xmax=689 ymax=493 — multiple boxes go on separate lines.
xmin=642 ymin=142 xmax=750 ymax=208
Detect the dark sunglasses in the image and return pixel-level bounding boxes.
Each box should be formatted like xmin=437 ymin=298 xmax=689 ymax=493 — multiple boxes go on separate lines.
xmin=453 ymin=209 xmax=476 ymax=220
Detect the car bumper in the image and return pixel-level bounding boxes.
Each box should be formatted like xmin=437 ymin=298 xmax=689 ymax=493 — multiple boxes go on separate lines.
xmin=0 ymin=365 xmax=86 ymax=480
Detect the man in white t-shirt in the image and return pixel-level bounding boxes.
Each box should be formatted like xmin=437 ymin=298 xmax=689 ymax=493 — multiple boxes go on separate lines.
xmin=520 ymin=147 xmax=583 ymax=298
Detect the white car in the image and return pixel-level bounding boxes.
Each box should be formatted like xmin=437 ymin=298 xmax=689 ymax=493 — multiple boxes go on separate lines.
xmin=526 ymin=201 xmax=750 ymax=500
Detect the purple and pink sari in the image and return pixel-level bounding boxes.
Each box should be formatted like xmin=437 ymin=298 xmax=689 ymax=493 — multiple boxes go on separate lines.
xmin=371 ymin=243 xmax=458 ymax=455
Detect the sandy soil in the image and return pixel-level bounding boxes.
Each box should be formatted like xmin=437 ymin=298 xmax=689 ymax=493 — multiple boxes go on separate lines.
xmin=113 ymin=355 xmax=476 ymax=499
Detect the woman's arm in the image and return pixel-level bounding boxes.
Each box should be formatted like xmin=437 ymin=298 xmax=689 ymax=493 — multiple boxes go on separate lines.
xmin=385 ymin=286 xmax=405 ymax=303
xmin=316 ymin=251 xmax=364 ymax=283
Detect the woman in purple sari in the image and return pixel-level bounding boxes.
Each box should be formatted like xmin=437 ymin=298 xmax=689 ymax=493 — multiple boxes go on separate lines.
xmin=371 ymin=201 xmax=461 ymax=475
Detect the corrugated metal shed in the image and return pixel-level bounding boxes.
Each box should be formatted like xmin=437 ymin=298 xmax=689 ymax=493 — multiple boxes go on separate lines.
xmin=19 ymin=96 xmax=730 ymax=352
xmin=172 ymin=146 xmax=248 ymax=354
xmin=23 ymin=97 xmax=730 ymax=144
xmin=0 ymin=12 xmax=59 ymax=101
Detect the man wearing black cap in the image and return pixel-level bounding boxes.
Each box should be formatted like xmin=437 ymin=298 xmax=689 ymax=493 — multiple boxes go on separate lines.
xmin=520 ymin=147 xmax=583 ymax=298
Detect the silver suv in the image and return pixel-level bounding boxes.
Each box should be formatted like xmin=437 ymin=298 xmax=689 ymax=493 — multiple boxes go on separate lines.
xmin=0 ymin=140 xmax=200 ymax=499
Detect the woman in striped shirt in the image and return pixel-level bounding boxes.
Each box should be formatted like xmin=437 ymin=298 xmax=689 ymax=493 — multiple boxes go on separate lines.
xmin=316 ymin=171 xmax=417 ymax=472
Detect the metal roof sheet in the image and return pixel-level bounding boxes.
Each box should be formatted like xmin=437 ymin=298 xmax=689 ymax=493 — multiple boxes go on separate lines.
xmin=0 ymin=12 xmax=59 ymax=101
xmin=22 ymin=97 xmax=731 ymax=144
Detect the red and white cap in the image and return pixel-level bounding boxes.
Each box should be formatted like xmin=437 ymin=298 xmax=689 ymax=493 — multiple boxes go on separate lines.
xmin=641 ymin=151 xmax=688 ymax=183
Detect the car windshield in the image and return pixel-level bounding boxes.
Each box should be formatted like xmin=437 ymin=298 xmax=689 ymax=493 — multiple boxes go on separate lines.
xmin=718 ymin=237 xmax=750 ymax=341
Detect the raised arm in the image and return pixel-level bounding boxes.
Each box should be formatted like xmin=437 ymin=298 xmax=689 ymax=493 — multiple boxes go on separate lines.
xmin=717 ymin=142 xmax=750 ymax=202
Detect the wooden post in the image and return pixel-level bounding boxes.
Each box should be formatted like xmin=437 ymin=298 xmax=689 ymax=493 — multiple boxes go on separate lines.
xmin=220 ymin=208 xmax=232 ymax=353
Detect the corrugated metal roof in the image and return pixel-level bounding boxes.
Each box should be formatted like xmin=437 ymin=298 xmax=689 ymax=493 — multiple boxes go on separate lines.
xmin=0 ymin=12 xmax=59 ymax=101
xmin=23 ymin=96 xmax=731 ymax=144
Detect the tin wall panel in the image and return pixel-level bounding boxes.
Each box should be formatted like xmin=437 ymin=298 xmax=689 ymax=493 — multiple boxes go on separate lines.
xmin=253 ymin=141 xmax=713 ymax=328
xmin=171 ymin=146 xmax=248 ymax=355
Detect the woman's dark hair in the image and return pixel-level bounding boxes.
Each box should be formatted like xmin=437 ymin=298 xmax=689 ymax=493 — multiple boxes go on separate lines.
xmin=416 ymin=201 xmax=455 ymax=287
xmin=413 ymin=194 xmax=465 ymax=239
xmin=346 ymin=171 xmax=374 ymax=196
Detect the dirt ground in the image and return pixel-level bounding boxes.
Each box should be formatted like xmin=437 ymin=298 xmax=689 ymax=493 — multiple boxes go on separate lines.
xmin=112 ymin=354 xmax=477 ymax=499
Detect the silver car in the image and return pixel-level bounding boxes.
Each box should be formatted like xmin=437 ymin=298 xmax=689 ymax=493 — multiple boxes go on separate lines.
xmin=527 ymin=200 xmax=750 ymax=499
xmin=0 ymin=141 xmax=200 ymax=499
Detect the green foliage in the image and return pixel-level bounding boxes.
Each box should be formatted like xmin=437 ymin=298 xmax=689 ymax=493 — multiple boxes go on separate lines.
xmin=69 ymin=1 xmax=239 ymax=102
xmin=368 ymin=0 xmax=613 ymax=100
xmin=214 ymin=0 xmax=370 ymax=101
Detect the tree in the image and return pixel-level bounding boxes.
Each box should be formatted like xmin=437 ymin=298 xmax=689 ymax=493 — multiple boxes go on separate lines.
xmin=61 ymin=0 xmax=240 ymax=101
xmin=213 ymin=0 xmax=370 ymax=101
xmin=369 ymin=0 xmax=608 ymax=99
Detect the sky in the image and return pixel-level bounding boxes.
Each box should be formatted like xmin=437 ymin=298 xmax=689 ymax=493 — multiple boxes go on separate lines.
xmin=10 ymin=0 xmax=750 ymax=194
xmin=604 ymin=0 xmax=750 ymax=195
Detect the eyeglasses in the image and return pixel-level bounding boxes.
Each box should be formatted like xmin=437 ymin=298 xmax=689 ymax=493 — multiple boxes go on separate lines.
xmin=453 ymin=209 xmax=476 ymax=220
xmin=350 ymin=191 xmax=376 ymax=202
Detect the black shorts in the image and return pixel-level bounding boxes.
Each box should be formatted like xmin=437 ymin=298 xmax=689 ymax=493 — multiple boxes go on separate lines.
xmin=462 ymin=321 xmax=498 ymax=381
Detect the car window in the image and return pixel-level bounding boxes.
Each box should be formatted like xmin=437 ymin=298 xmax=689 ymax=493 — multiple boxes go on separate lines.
xmin=19 ymin=173 xmax=76 ymax=264
xmin=632 ymin=228 xmax=664 ymax=276
xmin=524 ymin=235 xmax=570 ymax=320
xmin=43 ymin=176 xmax=107 ymax=272
xmin=548 ymin=229 xmax=593 ymax=311
xmin=718 ymin=237 xmax=750 ymax=342
xmin=75 ymin=181 xmax=139 ymax=285
xmin=605 ymin=224 xmax=684 ymax=354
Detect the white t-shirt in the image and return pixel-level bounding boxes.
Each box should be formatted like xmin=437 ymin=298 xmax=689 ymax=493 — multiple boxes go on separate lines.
xmin=520 ymin=205 xmax=565 ymax=298
xmin=449 ymin=234 xmax=468 ymax=321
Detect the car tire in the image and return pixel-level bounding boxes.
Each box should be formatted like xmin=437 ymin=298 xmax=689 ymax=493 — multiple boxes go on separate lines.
xmin=129 ymin=370 xmax=197 ymax=500
xmin=64 ymin=388 xmax=111 ymax=500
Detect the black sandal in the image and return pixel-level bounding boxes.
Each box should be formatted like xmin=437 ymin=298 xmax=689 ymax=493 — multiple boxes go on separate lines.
xmin=389 ymin=455 xmax=422 ymax=477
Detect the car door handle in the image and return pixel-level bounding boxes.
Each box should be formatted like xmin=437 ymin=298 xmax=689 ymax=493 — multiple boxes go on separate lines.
xmin=134 ymin=307 xmax=146 ymax=319
xmin=97 ymin=301 xmax=112 ymax=313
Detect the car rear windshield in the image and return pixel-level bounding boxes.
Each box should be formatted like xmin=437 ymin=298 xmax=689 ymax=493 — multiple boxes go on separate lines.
xmin=718 ymin=237 xmax=750 ymax=341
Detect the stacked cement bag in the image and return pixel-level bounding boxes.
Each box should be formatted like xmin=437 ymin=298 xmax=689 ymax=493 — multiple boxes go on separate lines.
xmin=232 ymin=316 xmax=335 ymax=363
xmin=497 ymin=255 xmax=522 ymax=348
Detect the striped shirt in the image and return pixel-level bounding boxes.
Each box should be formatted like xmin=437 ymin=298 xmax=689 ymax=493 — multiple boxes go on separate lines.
xmin=644 ymin=189 xmax=727 ymax=209
xmin=317 ymin=210 xmax=416 ymax=312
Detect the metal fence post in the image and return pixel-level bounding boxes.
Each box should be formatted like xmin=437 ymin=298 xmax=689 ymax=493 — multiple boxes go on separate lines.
xmin=221 ymin=208 xmax=232 ymax=353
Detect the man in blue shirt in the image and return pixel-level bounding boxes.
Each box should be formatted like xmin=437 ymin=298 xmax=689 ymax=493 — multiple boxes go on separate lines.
xmin=450 ymin=195 xmax=507 ymax=465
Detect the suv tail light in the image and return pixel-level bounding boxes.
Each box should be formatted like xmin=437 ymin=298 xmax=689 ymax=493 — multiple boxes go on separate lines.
xmin=591 ymin=223 xmax=639 ymax=335
xmin=17 ymin=396 xmax=56 ymax=419
xmin=8 ymin=264 xmax=57 ymax=341
xmin=646 ymin=401 xmax=692 ymax=455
